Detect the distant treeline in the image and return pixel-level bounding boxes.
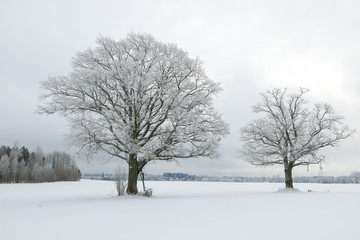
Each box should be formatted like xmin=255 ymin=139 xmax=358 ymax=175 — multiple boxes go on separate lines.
xmin=83 ymin=172 xmax=360 ymax=184
xmin=0 ymin=145 xmax=81 ymax=183
xmin=159 ymin=172 xmax=360 ymax=184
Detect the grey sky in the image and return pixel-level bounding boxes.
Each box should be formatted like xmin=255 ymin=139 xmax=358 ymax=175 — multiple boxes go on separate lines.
xmin=1 ymin=0 xmax=359 ymax=176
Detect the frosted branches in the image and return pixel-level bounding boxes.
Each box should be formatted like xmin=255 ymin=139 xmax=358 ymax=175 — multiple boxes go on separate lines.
xmin=240 ymin=88 xmax=355 ymax=168
xmin=38 ymin=33 xmax=229 ymax=167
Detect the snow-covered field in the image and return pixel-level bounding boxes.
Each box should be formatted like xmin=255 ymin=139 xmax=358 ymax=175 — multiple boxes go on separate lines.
xmin=1 ymin=180 xmax=359 ymax=240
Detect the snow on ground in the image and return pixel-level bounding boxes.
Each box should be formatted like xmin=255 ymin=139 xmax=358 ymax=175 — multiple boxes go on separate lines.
xmin=1 ymin=180 xmax=359 ymax=240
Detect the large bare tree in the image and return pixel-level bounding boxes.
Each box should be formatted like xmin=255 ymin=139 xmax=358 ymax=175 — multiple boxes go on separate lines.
xmin=38 ymin=33 xmax=229 ymax=194
xmin=240 ymin=88 xmax=354 ymax=188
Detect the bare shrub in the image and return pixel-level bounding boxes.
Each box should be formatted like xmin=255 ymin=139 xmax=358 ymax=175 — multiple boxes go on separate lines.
xmin=114 ymin=167 xmax=127 ymax=196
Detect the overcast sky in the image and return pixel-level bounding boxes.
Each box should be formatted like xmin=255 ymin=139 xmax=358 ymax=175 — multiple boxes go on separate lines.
xmin=1 ymin=0 xmax=359 ymax=177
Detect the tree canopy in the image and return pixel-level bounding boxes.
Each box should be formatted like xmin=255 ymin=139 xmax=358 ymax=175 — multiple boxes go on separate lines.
xmin=38 ymin=33 xmax=229 ymax=194
xmin=240 ymin=88 xmax=354 ymax=188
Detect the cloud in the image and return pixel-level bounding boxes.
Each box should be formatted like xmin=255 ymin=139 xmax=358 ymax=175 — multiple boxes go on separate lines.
xmin=1 ymin=0 xmax=359 ymax=176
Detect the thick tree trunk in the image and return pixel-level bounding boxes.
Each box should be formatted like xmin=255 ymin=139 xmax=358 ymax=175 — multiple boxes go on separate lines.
xmin=127 ymin=153 xmax=139 ymax=195
xmin=284 ymin=165 xmax=294 ymax=188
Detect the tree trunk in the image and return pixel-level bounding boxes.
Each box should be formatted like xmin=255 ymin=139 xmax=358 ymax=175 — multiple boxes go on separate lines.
xmin=127 ymin=153 xmax=139 ymax=195
xmin=284 ymin=165 xmax=294 ymax=188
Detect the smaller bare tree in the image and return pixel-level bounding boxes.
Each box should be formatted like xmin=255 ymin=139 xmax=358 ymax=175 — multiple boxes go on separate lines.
xmin=240 ymin=88 xmax=355 ymax=188
xmin=114 ymin=167 xmax=127 ymax=196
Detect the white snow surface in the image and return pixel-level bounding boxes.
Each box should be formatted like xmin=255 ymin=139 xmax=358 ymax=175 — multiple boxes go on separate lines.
xmin=1 ymin=180 xmax=359 ymax=240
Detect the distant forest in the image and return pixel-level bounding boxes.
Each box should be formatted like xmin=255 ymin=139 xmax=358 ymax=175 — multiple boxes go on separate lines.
xmin=0 ymin=145 xmax=81 ymax=183
xmin=83 ymin=172 xmax=360 ymax=184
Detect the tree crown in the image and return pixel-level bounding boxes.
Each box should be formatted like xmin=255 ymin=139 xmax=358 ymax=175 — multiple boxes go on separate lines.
xmin=38 ymin=33 xmax=229 ymax=166
xmin=240 ymin=88 xmax=355 ymax=167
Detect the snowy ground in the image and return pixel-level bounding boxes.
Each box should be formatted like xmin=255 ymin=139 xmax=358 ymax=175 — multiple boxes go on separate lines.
xmin=1 ymin=180 xmax=359 ymax=240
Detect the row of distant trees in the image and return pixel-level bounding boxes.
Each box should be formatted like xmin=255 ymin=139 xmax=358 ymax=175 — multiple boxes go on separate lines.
xmin=83 ymin=172 xmax=360 ymax=184
xmin=161 ymin=172 xmax=360 ymax=184
xmin=0 ymin=145 xmax=81 ymax=183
